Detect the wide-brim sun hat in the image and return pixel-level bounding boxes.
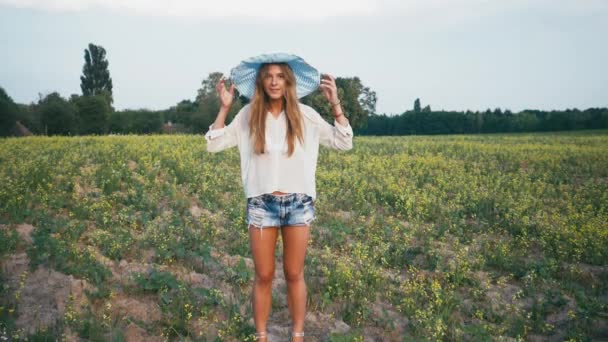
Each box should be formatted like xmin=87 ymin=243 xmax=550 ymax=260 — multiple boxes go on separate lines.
xmin=229 ymin=52 xmax=321 ymax=99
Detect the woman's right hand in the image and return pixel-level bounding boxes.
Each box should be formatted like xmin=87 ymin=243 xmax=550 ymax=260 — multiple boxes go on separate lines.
xmin=216 ymin=76 xmax=235 ymax=110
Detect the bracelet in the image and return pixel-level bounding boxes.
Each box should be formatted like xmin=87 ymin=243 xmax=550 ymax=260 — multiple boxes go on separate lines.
xmin=330 ymin=99 xmax=341 ymax=107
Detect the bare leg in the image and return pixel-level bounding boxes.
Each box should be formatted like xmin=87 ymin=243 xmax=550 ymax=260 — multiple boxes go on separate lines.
xmin=249 ymin=225 xmax=279 ymax=340
xmin=281 ymin=225 xmax=310 ymax=340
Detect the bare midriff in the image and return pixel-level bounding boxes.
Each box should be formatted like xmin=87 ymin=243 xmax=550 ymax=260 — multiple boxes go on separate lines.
xmin=272 ymin=190 xmax=289 ymax=195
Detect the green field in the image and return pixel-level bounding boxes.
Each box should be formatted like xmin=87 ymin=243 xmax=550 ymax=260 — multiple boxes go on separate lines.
xmin=1 ymin=130 xmax=607 ymax=341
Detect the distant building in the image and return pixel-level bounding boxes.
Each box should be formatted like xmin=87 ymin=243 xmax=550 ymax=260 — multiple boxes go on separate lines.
xmin=15 ymin=121 xmax=33 ymax=136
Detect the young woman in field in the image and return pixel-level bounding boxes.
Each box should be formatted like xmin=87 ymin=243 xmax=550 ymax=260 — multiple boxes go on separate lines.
xmin=204 ymin=53 xmax=353 ymax=341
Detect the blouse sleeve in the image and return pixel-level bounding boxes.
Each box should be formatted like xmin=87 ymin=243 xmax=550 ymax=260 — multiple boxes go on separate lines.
xmin=204 ymin=112 xmax=240 ymax=153
xmin=318 ymin=115 xmax=354 ymax=151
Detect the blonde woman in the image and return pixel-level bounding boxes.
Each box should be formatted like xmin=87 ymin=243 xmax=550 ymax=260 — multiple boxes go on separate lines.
xmin=205 ymin=53 xmax=353 ymax=341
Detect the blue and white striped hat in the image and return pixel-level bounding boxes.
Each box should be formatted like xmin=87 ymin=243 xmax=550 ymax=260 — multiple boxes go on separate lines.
xmin=229 ymin=52 xmax=321 ymax=99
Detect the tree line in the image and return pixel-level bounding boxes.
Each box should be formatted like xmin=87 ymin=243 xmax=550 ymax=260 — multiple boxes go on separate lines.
xmin=1 ymin=43 xmax=606 ymax=137
xmin=362 ymin=99 xmax=608 ymax=135
xmin=0 ymin=43 xmax=375 ymax=136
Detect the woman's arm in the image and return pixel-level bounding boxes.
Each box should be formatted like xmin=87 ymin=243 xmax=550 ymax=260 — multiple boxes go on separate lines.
xmin=317 ymin=111 xmax=354 ymax=151
xmin=204 ymin=107 xmax=240 ymax=153
xmin=317 ymin=73 xmax=354 ymax=150
xmin=204 ymin=76 xmax=239 ymax=153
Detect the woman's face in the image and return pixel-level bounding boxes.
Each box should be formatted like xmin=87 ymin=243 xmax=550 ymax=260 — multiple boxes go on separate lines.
xmin=262 ymin=64 xmax=286 ymax=100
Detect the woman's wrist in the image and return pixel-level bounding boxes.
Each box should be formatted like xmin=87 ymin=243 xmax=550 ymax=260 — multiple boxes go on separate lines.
xmin=219 ymin=105 xmax=231 ymax=115
xmin=331 ymin=102 xmax=344 ymax=118
xmin=334 ymin=112 xmax=349 ymax=127
xmin=328 ymin=97 xmax=346 ymax=118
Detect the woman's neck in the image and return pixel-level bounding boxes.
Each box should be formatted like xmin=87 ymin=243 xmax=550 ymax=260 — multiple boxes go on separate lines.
xmin=267 ymin=98 xmax=284 ymax=115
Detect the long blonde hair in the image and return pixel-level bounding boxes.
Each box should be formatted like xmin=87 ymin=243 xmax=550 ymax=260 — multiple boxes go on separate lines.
xmin=249 ymin=63 xmax=305 ymax=157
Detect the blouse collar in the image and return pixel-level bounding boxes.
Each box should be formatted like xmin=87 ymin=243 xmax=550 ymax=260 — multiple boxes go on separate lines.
xmin=267 ymin=110 xmax=285 ymax=121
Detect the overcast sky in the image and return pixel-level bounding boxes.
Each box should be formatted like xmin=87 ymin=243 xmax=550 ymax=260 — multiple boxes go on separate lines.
xmin=1 ymin=0 xmax=606 ymax=114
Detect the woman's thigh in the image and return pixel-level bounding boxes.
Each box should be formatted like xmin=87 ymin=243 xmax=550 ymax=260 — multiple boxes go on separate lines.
xmin=249 ymin=225 xmax=279 ymax=277
xmin=281 ymin=225 xmax=310 ymax=278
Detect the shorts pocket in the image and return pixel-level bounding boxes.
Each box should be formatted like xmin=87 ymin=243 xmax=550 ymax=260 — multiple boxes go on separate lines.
xmin=300 ymin=204 xmax=316 ymax=225
xmin=295 ymin=193 xmax=313 ymax=205
xmin=248 ymin=196 xmax=265 ymax=207
xmin=247 ymin=205 xmax=265 ymax=228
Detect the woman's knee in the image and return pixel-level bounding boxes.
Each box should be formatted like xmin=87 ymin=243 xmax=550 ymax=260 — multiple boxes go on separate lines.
xmin=254 ymin=270 xmax=275 ymax=285
xmin=283 ymin=268 xmax=304 ymax=283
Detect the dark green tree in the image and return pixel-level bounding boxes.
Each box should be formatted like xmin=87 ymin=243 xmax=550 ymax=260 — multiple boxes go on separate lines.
xmin=194 ymin=72 xmax=242 ymax=132
xmin=414 ymin=98 xmax=421 ymax=113
xmin=38 ymin=92 xmax=78 ymax=135
xmin=166 ymin=99 xmax=197 ymax=128
xmin=0 ymin=87 xmax=19 ymax=136
xmin=80 ymin=43 xmax=113 ymax=104
xmin=301 ymin=76 xmax=376 ymax=130
xmin=72 ymin=94 xmax=112 ymax=135
xmin=109 ymin=109 xmax=164 ymax=134
xmin=15 ymin=103 xmax=41 ymax=134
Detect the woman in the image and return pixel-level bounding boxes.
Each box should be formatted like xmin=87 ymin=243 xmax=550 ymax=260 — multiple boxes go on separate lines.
xmin=204 ymin=53 xmax=353 ymax=341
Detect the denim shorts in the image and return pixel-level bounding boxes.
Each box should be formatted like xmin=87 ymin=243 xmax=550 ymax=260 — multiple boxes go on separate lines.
xmin=246 ymin=193 xmax=316 ymax=237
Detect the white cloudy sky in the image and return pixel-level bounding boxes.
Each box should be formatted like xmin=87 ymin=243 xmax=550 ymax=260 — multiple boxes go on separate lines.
xmin=0 ymin=0 xmax=606 ymax=114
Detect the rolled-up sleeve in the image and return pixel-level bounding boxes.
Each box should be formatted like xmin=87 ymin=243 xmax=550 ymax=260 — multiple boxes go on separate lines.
xmin=204 ymin=114 xmax=239 ymax=153
xmin=319 ymin=117 xmax=354 ymax=151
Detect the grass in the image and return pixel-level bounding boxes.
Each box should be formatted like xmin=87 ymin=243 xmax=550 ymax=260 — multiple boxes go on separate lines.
xmin=0 ymin=130 xmax=607 ymax=340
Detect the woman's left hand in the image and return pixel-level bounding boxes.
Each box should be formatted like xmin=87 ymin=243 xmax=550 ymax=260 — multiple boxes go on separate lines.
xmin=319 ymin=74 xmax=339 ymax=105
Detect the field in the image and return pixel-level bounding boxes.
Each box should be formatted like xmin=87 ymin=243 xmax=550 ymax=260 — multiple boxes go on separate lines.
xmin=1 ymin=130 xmax=607 ymax=341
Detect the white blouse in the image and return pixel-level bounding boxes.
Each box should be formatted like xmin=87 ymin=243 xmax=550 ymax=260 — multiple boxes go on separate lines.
xmin=204 ymin=103 xmax=354 ymax=200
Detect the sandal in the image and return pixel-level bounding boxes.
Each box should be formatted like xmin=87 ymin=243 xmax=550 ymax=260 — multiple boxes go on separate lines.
xmin=291 ymin=331 xmax=305 ymax=340
xmin=255 ymin=331 xmax=267 ymax=340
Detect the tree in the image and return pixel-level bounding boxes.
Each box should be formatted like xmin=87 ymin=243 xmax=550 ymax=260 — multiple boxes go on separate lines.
xmin=0 ymin=86 xmax=19 ymax=136
xmin=301 ymin=76 xmax=376 ymax=131
xmin=72 ymin=94 xmax=111 ymax=135
xmin=80 ymin=43 xmax=113 ymax=104
xmin=414 ymin=98 xmax=421 ymax=113
xmin=37 ymin=92 xmax=78 ymax=135
xmin=15 ymin=103 xmax=41 ymax=134
xmin=357 ymin=83 xmax=378 ymax=129
xmin=109 ymin=109 xmax=164 ymax=134
xmin=166 ymin=99 xmax=197 ymax=127
xmin=194 ymin=72 xmax=242 ymax=132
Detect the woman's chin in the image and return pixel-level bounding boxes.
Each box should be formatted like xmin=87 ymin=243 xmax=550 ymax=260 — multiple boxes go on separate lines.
xmin=267 ymin=94 xmax=283 ymax=101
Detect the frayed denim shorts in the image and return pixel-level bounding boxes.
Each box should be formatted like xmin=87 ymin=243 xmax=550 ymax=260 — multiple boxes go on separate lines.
xmin=246 ymin=193 xmax=316 ymax=237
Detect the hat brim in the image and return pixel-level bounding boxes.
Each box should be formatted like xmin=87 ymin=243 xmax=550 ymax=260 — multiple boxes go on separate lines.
xmin=229 ymin=53 xmax=320 ymax=99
